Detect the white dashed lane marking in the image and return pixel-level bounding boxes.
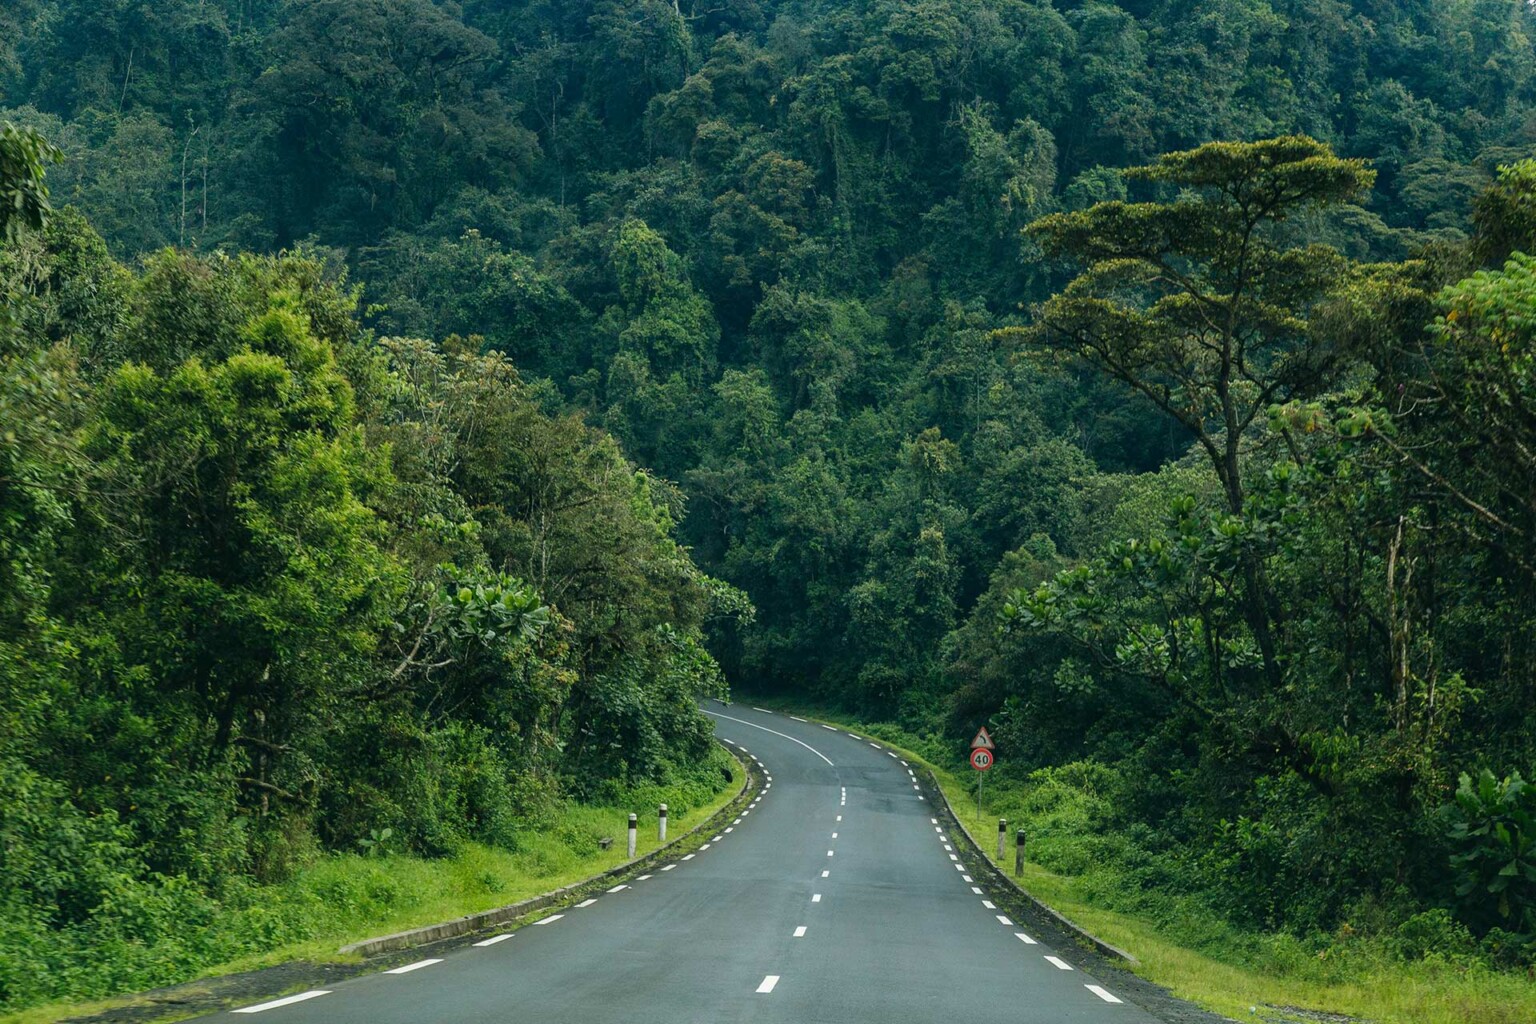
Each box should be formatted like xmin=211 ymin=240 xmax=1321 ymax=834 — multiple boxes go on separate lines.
xmin=756 ymin=975 xmax=780 ymax=994
xmin=1086 ymin=985 xmax=1123 ymax=1003
xmin=384 ymin=959 xmax=442 ymax=974
xmin=793 ymin=926 xmax=807 ymax=937
xmin=1015 ymin=932 xmax=1037 ymax=945
xmin=1044 ymin=956 xmax=1074 ymax=970
xmin=575 ymin=899 xmax=598 ymax=908
xmin=473 ymin=933 xmax=513 ymax=947
xmin=812 ymin=893 xmax=822 ymax=902
xmin=233 ymin=992 xmax=330 ymax=1013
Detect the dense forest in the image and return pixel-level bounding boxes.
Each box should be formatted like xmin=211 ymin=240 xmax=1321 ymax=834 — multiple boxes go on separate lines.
xmin=4 ymin=0 xmax=1536 ymax=1012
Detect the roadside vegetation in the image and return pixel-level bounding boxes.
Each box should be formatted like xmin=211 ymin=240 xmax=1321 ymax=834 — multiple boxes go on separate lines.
xmin=5 ymin=2 xmax=1536 ymax=1020
xmin=1 ymin=747 xmax=739 ymax=1024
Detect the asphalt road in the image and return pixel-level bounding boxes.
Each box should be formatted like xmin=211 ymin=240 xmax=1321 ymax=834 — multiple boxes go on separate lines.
xmin=212 ymin=702 xmax=1165 ymax=1023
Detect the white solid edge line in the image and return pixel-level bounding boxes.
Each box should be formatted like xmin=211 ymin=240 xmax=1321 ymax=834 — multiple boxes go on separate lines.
xmin=385 ymin=959 xmax=443 ymax=974
xmin=793 ymin=926 xmax=807 ymax=937
xmin=1015 ymin=932 xmax=1037 ymax=945
xmin=1045 ymin=955 xmax=1074 ymax=970
xmin=536 ymin=914 xmax=566 ymax=924
xmin=1086 ymin=985 xmax=1123 ymax=1003
xmin=473 ymin=933 xmax=514 ymax=947
xmin=233 ymin=991 xmax=331 ymax=1013
xmin=705 ymin=710 xmax=836 ymax=766
xmin=757 ymin=975 xmax=780 ymax=994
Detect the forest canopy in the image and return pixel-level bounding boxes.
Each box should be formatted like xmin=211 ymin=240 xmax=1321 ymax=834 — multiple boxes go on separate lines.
xmin=4 ymin=0 xmax=1536 ymax=1011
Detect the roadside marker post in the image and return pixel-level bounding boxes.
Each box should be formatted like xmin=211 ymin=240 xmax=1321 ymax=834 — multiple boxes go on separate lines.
xmin=1015 ymin=829 xmax=1026 ymax=877
xmin=658 ymin=803 xmax=668 ymax=843
xmin=997 ymin=818 xmax=1007 ymax=861
xmin=627 ymin=813 xmax=637 ymax=858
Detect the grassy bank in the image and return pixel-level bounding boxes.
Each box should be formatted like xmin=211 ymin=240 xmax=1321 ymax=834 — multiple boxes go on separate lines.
xmin=759 ymin=701 xmax=1536 ymax=1024
xmin=2 ymin=746 xmax=743 ymax=1024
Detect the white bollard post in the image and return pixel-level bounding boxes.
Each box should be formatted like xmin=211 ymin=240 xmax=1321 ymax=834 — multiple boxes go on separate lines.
xmin=1015 ymin=829 xmax=1026 ymax=877
xmin=627 ymin=813 xmax=637 ymax=859
xmin=658 ymin=803 xmax=668 ymax=843
xmin=997 ymin=818 xmax=1007 ymax=861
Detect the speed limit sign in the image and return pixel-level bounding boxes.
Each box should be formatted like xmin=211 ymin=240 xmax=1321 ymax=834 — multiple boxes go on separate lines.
xmin=970 ymin=748 xmax=994 ymax=771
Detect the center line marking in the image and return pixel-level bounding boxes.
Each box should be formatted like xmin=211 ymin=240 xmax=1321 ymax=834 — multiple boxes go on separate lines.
xmin=1015 ymin=932 xmax=1037 ymax=945
xmin=1086 ymin=985 xmax=1123 ymax=1003
xmin=575 ymin=899 xmax=598 ymax=908
xmin=705 ymin=710 xmax=836 ymax=765
xmin=385 ymin=959 xmax=442 ymax=974
xmin=233 ymin=992 xmax=330 ymax=1013
xmin=1045 ymin=956 xmax=1073 ymax=970
xmin=473 ymin=933 xmax=514 ymax=947
xmin=756 ymin=975 xmax=780 ymax=994
xmin=793 ymin=926 xmax=807 ymax=937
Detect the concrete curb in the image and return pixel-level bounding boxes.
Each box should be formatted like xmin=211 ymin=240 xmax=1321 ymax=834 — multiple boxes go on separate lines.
xmin=337 ymin=741 xmax=759 ymax=957
xmin=923 ymin=766 xmax=1139 ymax=964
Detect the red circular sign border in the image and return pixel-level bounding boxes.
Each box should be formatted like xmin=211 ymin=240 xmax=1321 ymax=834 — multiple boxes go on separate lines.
xmin=970 ymin=748 xmax=993 ymax=771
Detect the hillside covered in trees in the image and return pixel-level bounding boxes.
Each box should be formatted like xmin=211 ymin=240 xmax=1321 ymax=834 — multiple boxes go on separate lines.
xmin=4 ymin=0 xmax=1536 ymax=1013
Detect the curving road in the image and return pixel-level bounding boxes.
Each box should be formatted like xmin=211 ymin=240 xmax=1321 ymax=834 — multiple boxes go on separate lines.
xmin=212 ymin=702 xmax=1164 ymax=1023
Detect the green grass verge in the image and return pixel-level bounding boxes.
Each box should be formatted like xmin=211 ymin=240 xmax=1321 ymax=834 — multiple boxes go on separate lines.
xmin=2 ymin=747 xmax=744 ymax=1024
xmin=755 ymin=699 xmax=1536 ymax=1024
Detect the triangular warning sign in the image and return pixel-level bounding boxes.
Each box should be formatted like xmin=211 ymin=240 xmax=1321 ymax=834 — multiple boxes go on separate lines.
xmin=970 ymin=727 xmax=995 ymax=750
